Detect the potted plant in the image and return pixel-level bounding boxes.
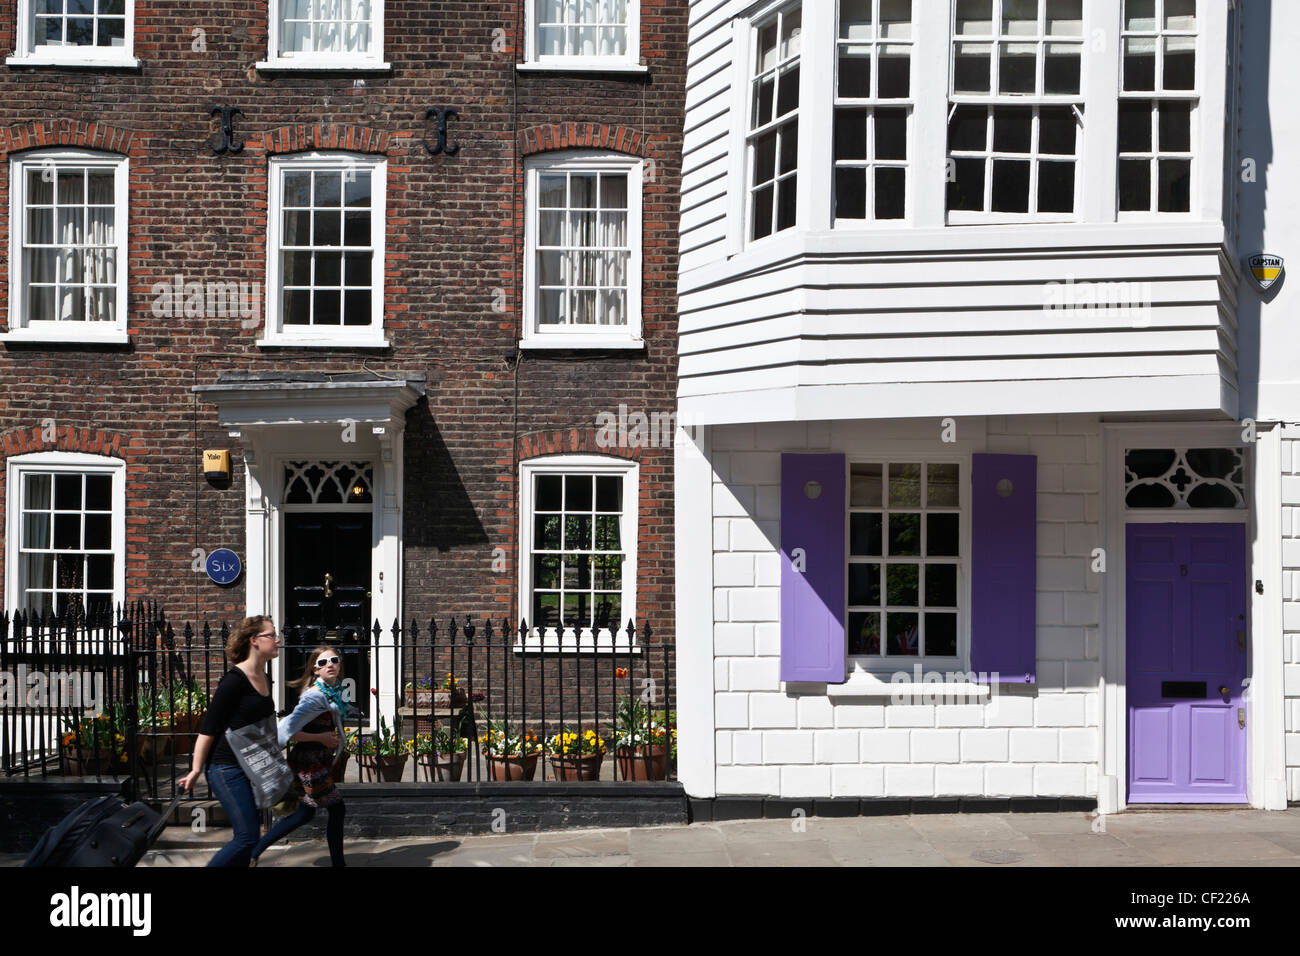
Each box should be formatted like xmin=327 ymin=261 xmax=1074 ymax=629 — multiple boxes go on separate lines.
xmin=479 ymin=721 xmax=543 ymax=781
xmin=410 ymin=724 xmax=469 ymax=781
xmin=403 ymin=673 xmax=469 ymax=710
xmin=613 ymin=697 xmax=673 ymax=781
xmin=548 ymin=728 xmax=606 ymax=781
xmin=139 ymin=680 xmax=208 ymax=759
xmin=61 ymin=714 xmax=127 ymax=775
xmin=351 ymin=716 xmax=408 ymax=782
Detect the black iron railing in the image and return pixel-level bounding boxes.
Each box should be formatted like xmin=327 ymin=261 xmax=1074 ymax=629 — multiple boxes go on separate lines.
xmin=1 ymin=605 xmax=675 ymax=801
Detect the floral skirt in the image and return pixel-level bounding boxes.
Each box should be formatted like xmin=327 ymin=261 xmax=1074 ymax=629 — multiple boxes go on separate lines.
xmin=288 ymin=742 xmax=342 ymax=809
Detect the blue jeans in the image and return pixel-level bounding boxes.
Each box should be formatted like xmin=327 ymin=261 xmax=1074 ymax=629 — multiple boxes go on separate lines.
xmin=252 ymin=800 xmax=346 ymax=867
xmin=205 ymin=763 xmax=261 ymax=867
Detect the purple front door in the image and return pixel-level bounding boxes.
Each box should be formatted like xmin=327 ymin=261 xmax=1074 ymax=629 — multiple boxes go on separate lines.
xmin=1127 ymin=523 xmax=1247 ymax=803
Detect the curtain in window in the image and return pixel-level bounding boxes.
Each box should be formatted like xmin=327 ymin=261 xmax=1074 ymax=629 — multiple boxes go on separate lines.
xmin=598 ymin=173 xmax=627 ymax=326
xmin=87 ymin=170 xmax=116 ymax=323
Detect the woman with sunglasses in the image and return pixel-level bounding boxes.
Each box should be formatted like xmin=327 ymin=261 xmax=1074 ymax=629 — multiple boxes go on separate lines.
xmin=178 ymin=615 xmax=280 ymax=867
xmin=248 ymin=645 xmax=350 ymax=867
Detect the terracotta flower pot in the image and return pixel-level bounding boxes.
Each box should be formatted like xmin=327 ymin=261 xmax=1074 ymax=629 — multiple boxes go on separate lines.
xmin=403 ymin=688 xmax=469 ymax=709
xmin=138 ymin=713 xmax=205 ymax=761
xmin=485 ymin=752 xmax=539 ymax=781
xmin=62 ymin=747 xmax=117 ymax=776
xmin=615 ymin=744 xmax=668 ymax=781
xmin=417 ymin=751 xmax=466 ymax=782
xmin=355 ymin=753 xmax=408 ymax=782
xmin=550 ymin=752 xmax=604 ymax=781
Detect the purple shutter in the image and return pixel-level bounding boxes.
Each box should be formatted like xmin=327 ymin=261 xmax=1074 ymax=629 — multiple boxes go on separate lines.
xmin=970 ymin=453 xmax=1037 ymax=684
xmin=780 ymin=453 xmax=847 ymax=683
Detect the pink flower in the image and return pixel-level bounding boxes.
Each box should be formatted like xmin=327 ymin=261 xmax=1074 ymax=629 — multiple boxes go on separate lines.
xmin=370 ymin=687 xmax=377 ymax=696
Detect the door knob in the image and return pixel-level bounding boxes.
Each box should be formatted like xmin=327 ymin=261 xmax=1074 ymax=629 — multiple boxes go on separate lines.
xmin=1219 ymin=685 xmax=1230 ymax=700
xmin=324 ymin=572 xmax=334 ymax=598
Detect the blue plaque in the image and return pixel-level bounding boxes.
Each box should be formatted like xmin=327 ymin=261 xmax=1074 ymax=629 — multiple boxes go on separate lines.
xmin=205 ymin=548 xmax=242 ymax=585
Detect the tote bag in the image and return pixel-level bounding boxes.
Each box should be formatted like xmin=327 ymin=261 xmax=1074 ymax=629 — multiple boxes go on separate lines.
xmin=225 ymin=716 xmax=294 ymax=809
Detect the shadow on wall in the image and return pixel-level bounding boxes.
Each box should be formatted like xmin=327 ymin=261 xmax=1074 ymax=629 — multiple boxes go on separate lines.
xmin=1235 ymin=0 xmax=1272 ymax=422
xmin=402 ymin=399 xmax=491 ymax=551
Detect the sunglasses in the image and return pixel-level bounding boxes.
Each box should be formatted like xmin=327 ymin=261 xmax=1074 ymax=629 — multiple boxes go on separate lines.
xmin=314 ymin=656 xmax=341 ymax=668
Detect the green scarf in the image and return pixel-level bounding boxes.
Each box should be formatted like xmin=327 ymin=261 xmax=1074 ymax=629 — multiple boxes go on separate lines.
xmin=315 ymin=678 xmax=350 ymax=720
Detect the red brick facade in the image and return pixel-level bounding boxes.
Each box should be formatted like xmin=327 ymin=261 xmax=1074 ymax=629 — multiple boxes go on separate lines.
xmin=0 ymin=3 xmax=686 ymax=645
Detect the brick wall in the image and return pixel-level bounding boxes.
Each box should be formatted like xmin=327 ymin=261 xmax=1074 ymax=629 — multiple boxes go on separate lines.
xmin=0 ymin=3 xmax=687 ymax=641
xmin=706 ymin=415 xmax=1101 ymax=799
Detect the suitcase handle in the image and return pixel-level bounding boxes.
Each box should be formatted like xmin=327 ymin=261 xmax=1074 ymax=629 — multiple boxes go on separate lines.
xmin=144 ymin=789 xmax=189 ymax=844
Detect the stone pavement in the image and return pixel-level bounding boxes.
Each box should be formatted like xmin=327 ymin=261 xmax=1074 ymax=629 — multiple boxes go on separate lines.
xmin=42 ymin=807 xmax=1298 ymax=867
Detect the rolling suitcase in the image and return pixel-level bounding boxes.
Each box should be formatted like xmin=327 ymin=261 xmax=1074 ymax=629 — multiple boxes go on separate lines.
xmin=22 ymin=789 xmax=185 ymax=868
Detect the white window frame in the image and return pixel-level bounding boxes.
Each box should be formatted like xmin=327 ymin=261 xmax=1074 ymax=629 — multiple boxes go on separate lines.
xmin=261 ymin=152 xmax=388 ymax=348
xmin=8 ymin=0 xmax=139 ymax=68
xmin=521 ymin=151 xmax=643 ymax=350
xmin=256 ymin=0 xmax=390 ymax=72
xmin=516 ymin=455 xmax=639 ymax=653
xmin=520 ymin=0 xmax=644 ymax=73
xmin=843 ymin=454 xmax=969 ymax=677
xmin=1116 ymin=0 xmax=1199 ymax=218
xmin=745 ymin=1 xmax=803 ymax=244
xmin=4 ymin=149 xmax=129 ymax=345
xmin=4 ymin=453 xmax=127 ymax=622
xmin=946 ymin=0 xmax=1086 ymax=223
xmin=832 ymin=0 xmax=913 ymax=226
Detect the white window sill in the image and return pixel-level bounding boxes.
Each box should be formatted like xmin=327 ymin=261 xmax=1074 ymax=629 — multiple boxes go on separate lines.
xmin=520 ymin=334 xmax=644 ymax=350
xmin=7 ymin=53 xmax=140 ymax=69
xmin=793 ymin=665 xmax=992 ymax=698
xmin=514 ymin=630 xmax=641 ymax=654
xmin=255 ymin=59 xmax=392 ymax=73
xmin=0 ymin=329 xmax=129 ymax=345
xmin=517 ymin=61 xmax=649 ymax=75
xmin=256 ymin=335 xmax=391 ymax=349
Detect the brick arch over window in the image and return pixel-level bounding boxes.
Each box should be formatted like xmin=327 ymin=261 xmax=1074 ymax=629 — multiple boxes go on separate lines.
xmin=518 ymin=123 xmax=651 ymax=158
xmin=518 ymin=427 xmax=644 ymax=463
xmin=0 ymin=121 xmax=142 ymax=158
xmin=261 ymin=124 xmax=390 ymax=155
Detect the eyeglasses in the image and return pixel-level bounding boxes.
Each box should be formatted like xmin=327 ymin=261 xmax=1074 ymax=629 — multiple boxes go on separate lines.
xmin=314 ymin=656 xmax=341 ymax=668
xmin=255 ymin=631 xmax=278 ymax=641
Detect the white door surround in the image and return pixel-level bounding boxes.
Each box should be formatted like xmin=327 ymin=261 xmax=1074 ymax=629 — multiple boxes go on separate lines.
xmin=1099 ymin=420 xmax=1284 ymax=812
xmin=191 ymin=375 xmax=424 ymax=724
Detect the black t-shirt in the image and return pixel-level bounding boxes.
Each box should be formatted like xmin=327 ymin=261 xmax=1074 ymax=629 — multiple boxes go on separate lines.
xmin=199 ymin=668 xmax=275 ymax=766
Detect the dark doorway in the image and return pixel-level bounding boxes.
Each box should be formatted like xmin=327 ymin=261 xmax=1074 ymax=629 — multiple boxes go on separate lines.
xmin=284 ymin=513 xmax=373 ymax=722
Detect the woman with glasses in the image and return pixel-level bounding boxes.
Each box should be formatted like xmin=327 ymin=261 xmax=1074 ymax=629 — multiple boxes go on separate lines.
xmin=178 ymin=615 xmax=280 ymax=867
xmin=248 ymin=644 xmax=350 ymax=867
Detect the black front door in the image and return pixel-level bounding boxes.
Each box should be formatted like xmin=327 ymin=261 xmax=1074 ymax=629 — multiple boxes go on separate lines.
xmin=284 ymin=513 xmax=372 ymax=721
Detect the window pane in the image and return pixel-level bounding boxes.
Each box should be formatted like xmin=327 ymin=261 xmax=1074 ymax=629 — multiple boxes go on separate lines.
xmin=1118 ymin=100 xmax=1152 ymax=152
xmin=313 ymin=289 xmax=341 ymax=325
xmin=593 ymin=554 xmax=622 ymax=589
xmin=850 ymin=464 xmax=882 ymax=507
xmin=840 ymin=0 xmax=872 ymax=39
xmin=752 ymin=185 xmax=773 ymax=240
xmin=991 ymin=159 xmax=1030 ymax=212
xmin=948 ymin=157 xmax=986 ymax=211
xmin=595 ymin=476 xmax=622 ymax=511
xmin=848 ymin=611 xmax=881 ymax=655
xmin=838 ymin=47 xmax=871 ymax=98
xmin=25 ymin=473 xmax=52 ymax=509
xmin=536 ymin=474 xmax=562 ymax=511
xmin=54 ymin=513 xmax=81 ymax=550
xmin=992 ymin=106 xmax=1032 ymax=152
xmin=1163 ymin=37 xmax=1195 ymax=90
xmin=594 ymin=514 xmax=620 ymax=550
xmin=54 ymin=474 xmax=82 ymax=510
xmin=925 ymin=564 xmax=957 ymax=607
xmin=85 ymin=474 xmax=111 ymax=510
xmin=1047 ymin=0 xmax=1082 ymax=35
xmin=925 ymin=613 xmax=958 ymax=655
xmin=565 ymin=474 xmax=593 ymax=510
xmin=876 ymin=108 xmax=907 ymax=159
xmin=1123 ymin=36 xmax=1156 ymax=91
xmin=886 ymin=612 xmax=918 ymax=655
xmin=342 ymin=289 xmax=370 ymax=324
xmin=850 ymin=512 xmax=883 ymax=556
xmin=875 ymin=167 xmax=905 ymax=219
xmin=1037 ymin=160 xmax=1075 ymax=213
xmin=1164 ymin=0 xmax=1195 ymax=31
xmin=1124 ymin=0 xmax=1156 ymax=31
xmin=888 ymin=513 xmax=921 ymax=555
xmin=889 ymin=463 xmax=922 ymax=506
xmin=927 ymin=513 xmax=959 ymax=556
xmin=1118 ymin=159 xmax=1151 ymax=210
xmin=23 ymin=512 xmax=51 ymax=549
xmin=1044 ymin=44 xmax=1080 ymax=94
xmin=754 ymin=131 xmax=777 ymax=185
xmin=849 ymin=563 xmax=880 ymax=606
xmin=1159 ymin=101 xmax=1191 ymax=152
xmin=998 ymin=42 xmax=1036 ymax=94
xmin=956 ymin=0 xmax=993 ymax=36
xmin=953 ymin=42 xmax=992 ymax=92
xmin=776 ymin=173 xmax=797 ymax=231
xmin=926 ymin=464 xmax=959 ymax=507
xmin=87 ymin=554 xmax=113 ymax=590
xmin=886 ymin=563 xmax=918 ymax=607
xmin=949 ymin=105 xmax=987 ymax=150
xmin=535 ymin=514 xmax=561 ymax=550
xmin=1001 ymin=0 xmax=1037 ymax=36
xmin=835 ymin=109 xmax=867 ymax=160
xmin=84 ymin=513 xmax=110 ymax=550
xmin=1157 ymin=158 xmax=1190 ymax=212
xmin=779 ymin=126 xmax=798 ymax=174
xmin=776 ymin=65 xmax=800 ymax=116
xmin=283 ymin=289 xmax=310 ymax=324
xmin=877 ymin=46 xmax=909 ymax=97
xmin=836 ymin=168 xmax=866 ymax=220
xmin=533 ymin=555 xmax=560 ymax=590
xmin=880 ymin=0 xmax=910 ymax=38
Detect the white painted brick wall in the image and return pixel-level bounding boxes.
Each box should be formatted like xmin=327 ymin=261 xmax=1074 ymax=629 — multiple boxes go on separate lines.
xmin=705 ymin=415 xmax=1103 ymax=798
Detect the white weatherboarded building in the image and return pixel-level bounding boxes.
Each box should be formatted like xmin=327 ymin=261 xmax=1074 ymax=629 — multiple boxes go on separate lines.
xmin=673 ymin=0 xmax=1296 ymax=813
